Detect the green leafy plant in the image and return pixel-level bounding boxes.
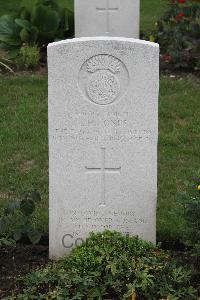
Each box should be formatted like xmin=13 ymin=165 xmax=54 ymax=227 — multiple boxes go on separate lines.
xmin=0 ymin=237 xmax=16 ymax=246
xmin=175 ymin=182 xmax=200 ymax=269
xmin=0 ymin=190 xmax=42 ymax=245
xmin=6 ymin=231 xmax=198 ymax=299
xmin=15 ymin=44 xmax=40 ymax=68
xmin=0 ymin=0 xmax=74 ymax=59
xmin=152 ymin=0 xmax=200 ymax=71
xmin=0 ymin=15 xmax=21 ymax=57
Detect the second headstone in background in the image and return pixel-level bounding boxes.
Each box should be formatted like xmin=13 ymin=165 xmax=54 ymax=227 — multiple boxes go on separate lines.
xmin=75 ymin=0 xmax=140 ymax=38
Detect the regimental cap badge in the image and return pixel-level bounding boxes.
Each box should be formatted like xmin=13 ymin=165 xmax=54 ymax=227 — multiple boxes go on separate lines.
xmin=79 ymin=54 xmax=129 ymax=106
xmin=87 ymin=55 xmax=120 ymax=74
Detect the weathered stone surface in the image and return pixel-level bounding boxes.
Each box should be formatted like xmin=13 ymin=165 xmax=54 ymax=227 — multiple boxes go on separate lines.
xmin=48 ymin=37 xmax=159 ymax=259
xmin=75 ymin=0 xmax=140 ymax=38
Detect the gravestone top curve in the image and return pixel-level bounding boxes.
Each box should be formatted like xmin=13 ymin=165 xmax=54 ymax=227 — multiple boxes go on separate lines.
xmin=48 ymin=36 xmax=159 ymax=48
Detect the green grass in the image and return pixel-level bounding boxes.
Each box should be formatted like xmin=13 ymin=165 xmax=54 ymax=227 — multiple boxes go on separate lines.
xmin=141 ymin=0 xmax=167 ymax=33
xmin=158 ymin=77 xmax=200 ymax=241
xmin=0 ymin=0 xmax=168 ymax=33
xmin=0 ymin=75 xmax=200 ymax=241
xmin=0 ymin=75 xmax=48 ymax=229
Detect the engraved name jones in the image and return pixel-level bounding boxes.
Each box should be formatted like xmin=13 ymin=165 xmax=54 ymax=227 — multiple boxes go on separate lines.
xmin=52 ymin=111 xmax=153 ymax=143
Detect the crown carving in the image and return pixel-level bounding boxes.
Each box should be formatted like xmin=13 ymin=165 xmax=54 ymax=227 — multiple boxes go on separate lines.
xmin=87 ymin=55 xmax=120 ymax=74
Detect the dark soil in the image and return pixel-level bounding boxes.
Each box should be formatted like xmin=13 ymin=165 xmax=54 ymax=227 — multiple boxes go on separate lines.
xmin=0 ymin=244 xmax=49 ymax=299
xmin=161 ymin=69 xmax=200 ymax=83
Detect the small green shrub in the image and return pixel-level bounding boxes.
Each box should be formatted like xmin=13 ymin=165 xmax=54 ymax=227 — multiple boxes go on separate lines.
xmin=15 ymin=44 xmax=40 ymax=68
xmin=181 ymin=189 xmax=200 ymax=247
xmin=175 ymin=183 xmax=200 ymax=269
xmin=0 ymin=237 xmax=16 ymax=246
xmin=153 ymin=0 xmax=200 ymax=71
xmin=6 ymin=231 xmax=198 ymax=299
xmin=0 ymin=190 xmax=43 ymax=245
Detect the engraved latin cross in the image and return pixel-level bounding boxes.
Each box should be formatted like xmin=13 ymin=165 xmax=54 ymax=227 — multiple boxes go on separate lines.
xmin=85 ymin=147 xmax=121 ymax=206
xmin=96 ymin=0 xmax=119 ymax=34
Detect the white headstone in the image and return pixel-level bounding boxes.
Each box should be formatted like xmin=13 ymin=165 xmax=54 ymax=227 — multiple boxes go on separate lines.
xmin=75 ymin=0 xmax=140 ymax=38
xmin=48 ymin=37 xmax=159 ymax=259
